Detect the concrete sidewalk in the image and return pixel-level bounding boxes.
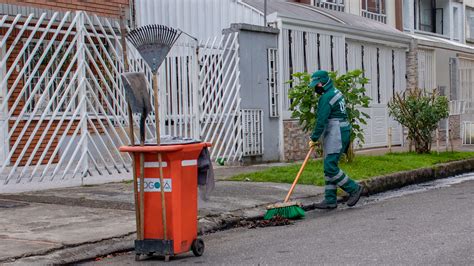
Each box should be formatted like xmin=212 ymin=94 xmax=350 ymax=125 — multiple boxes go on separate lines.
xmin=0 ymin=175 xmax=323 ymax=264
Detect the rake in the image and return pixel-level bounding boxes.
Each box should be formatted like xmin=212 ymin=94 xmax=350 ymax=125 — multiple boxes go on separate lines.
xmin=127 ymin=24 xmax=182 ymax=260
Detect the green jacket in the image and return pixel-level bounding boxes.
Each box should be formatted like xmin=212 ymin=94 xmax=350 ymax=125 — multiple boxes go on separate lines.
xmin=310 ymin=80 xmax=348 ymax=142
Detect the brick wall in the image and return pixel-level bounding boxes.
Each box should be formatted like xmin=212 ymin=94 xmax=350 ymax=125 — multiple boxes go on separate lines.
xmin=2 ymin=0 xmax=129 ymax=18
xmin=283 ymin=120 xmax=309 ymax=161
xmin=438 ymin=115 xmax=461 ymax=141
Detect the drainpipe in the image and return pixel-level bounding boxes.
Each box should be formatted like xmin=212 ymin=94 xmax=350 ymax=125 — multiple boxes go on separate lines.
xmin=264 ymin=0 xmax=267 ymax=27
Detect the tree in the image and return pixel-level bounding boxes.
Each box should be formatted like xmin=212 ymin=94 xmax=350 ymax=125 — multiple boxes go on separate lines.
xmin=388 ymin=88 xmax=449 ymax=154
xmin=288 ymin=70 xmax=371 ymax=161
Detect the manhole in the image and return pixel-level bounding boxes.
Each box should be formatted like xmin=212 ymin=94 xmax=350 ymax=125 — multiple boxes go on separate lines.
xmin=0 ymin=199 xmax=29 ymax=208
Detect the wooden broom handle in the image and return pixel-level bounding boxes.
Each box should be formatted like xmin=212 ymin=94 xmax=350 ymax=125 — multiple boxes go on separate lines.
xmin=152 ymin=74 xmax=168 ymax=241
xmin=284 ymin=146 xmax=315 ymax=203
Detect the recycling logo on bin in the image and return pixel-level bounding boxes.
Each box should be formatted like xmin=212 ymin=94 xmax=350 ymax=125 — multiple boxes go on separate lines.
xmin=138 ymin=178 xmax=172 ymax=192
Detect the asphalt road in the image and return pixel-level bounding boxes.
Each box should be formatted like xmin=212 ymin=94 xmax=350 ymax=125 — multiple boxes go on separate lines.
xmin=85 ymin=180 xmax=474 ymax=265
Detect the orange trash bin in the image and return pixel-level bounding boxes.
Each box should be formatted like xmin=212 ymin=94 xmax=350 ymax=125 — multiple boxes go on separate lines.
xmin=119 ymin=142 xmax=212 ymax=259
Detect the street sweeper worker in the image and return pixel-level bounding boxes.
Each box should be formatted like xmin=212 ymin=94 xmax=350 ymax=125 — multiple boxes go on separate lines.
xmin=308 ymin=70 xmax=363 ymax=209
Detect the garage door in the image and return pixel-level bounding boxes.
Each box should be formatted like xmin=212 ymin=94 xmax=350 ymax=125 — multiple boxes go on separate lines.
xmin=347 ymin=41 xmax=406 ymax=148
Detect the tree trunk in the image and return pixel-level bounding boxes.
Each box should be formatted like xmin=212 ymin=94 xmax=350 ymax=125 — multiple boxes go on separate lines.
xmin=347 ymin=141 xmax=355 ymax=162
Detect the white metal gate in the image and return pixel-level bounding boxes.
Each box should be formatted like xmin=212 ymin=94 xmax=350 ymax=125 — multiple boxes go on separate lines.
xmin=0 ymin=11 xmax=244 ymax=186
xmin=418 ymin=49 xmax=436 ymax=91
xmin=0 ymin=11 xmax=143 ymax=184
xmin=458 ymin=57 xmax=474 ymax=113
xmin=280 ymin=28 xmax=406 ymax=148
xmin=198 ymin=33 xmax=242 ymax=162
xmin=349 ymin=41 xmax=406 ymax=148
xmin=462 ymin=121 xmax=474 ymax=145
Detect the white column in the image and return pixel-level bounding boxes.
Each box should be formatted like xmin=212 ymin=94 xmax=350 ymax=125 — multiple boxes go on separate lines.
xmin=403 ymin=0 xmax=415 ymax=33
xmin=347 ymin=0 xmax=362 ymax=16
xmin=386 ymin=0 xmax=397 ymax=28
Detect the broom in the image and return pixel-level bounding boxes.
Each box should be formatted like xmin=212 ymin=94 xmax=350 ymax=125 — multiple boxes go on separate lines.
xmin=264 ymin=147 xmax=314 ymax=220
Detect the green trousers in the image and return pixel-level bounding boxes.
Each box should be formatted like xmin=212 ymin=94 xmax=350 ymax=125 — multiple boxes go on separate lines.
xmin=323 ymin=128 xmax=360 ymax=204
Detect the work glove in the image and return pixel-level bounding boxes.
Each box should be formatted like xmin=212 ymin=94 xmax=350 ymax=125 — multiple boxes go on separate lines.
xmin=308 ymin=140 xmax=320 ymax=149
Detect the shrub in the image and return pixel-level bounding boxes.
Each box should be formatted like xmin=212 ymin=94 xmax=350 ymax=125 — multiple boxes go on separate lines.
xmin=388 ymin=88 xmax=449 ymax=154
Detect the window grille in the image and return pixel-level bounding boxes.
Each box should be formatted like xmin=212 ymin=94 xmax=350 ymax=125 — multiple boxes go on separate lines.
xmin=267 ymin=48 xmax=279 ymax=118
xmin=242 ymin=109 xmax=264 ymax=156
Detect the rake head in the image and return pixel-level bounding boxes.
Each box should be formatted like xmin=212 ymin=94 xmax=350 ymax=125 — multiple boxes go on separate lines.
xmin=127 ymin=25 xmax=182 ymax=74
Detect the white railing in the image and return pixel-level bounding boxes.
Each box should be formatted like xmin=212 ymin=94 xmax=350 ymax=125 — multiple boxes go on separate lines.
xmin=315 ymin=1 xmax=345 ymax=12
xmin=0 ymin=10 xmax=243 ymax=186
xmin=362 ymin=10 xmax=387 ymax=24
xmin=462 ymin=122 xmax=474 ymax=145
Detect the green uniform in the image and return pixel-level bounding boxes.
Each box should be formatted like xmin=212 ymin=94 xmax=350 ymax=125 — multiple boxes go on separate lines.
xmin=309 ymin=71 xmax=360 ymax=205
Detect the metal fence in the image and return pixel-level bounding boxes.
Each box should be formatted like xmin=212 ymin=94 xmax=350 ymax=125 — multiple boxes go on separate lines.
xmin=0 ymin=11 xmax=243 ymax=185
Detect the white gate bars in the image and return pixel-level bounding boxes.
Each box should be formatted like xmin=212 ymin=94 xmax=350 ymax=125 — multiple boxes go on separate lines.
xmin=0 ymin=10 xmax=200 ymax=185
xmin=198 ymin=32 xmax=243 ymax=162
xmin=0 ymin=10 xmax=244 ymax=185
xmin=462 ymin=122 xmax=474 ymax=145
xmin=0 ymin=11 xmax=140 ymax=184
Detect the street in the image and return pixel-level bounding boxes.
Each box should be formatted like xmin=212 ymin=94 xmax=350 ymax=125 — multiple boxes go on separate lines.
xmin=85 ymin=179 xmax=474 ymax=265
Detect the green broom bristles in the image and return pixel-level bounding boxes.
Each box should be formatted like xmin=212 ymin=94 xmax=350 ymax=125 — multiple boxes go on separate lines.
xmin=264 ymin=202 xmax=305 ymax=220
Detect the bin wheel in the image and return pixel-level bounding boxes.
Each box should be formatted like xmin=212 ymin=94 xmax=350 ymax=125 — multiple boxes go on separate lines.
xmin=191 ymin=239 xmax=205 ymax=257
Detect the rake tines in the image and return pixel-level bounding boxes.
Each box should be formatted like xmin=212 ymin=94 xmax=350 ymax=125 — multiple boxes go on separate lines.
xmin=127 ymin=24 xmax=182 ymax=74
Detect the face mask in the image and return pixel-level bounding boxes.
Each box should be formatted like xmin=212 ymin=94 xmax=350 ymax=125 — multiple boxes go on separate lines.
xmin=314 ymin=79 xmax=330 ymax=95
xmin=315 ymin=85 xmax=325 ymax=95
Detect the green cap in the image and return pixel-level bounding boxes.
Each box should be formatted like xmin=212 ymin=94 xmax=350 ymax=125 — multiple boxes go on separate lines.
xmin=309 ymin=70 xmax=330 ymax=89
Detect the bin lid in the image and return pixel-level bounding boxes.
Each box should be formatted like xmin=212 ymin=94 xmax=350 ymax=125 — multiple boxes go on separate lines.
xmin=146 ymin=135 xmax=201 ymax=146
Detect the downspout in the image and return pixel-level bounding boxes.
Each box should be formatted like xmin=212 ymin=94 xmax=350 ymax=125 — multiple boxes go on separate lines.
xmin=264 ymin=0 xmax=267 ymax=26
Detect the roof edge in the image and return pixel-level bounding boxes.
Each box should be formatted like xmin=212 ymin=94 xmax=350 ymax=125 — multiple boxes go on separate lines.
xmin=223 ymin=23 xmax=280 ymax=35
xmin=274 ymin=14 xmax=412 ymax=45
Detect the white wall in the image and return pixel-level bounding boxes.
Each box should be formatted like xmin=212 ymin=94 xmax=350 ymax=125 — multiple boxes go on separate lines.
xmin=135 ymin=0 xmax=263 ymax=40
xmin=465 ymin=0 xmax=474 ymax=8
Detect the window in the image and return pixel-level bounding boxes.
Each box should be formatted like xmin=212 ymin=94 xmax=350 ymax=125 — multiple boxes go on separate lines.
xmin=314 ymin=0 xmax=345 ymax=12
xmin=361 ymin=0 xmax=387 ymax=23
xmin=362 ymin=0 xmax=385 ymax=14
xmin=267 ymin=48 xmax=279 ymax=117
xmin=453 ymin=7 xmax=460 ymax=41
xmin=414 ymin=0 xmax=444 ymax=35
xmin=242 ymin=109 xmax=264 ymax=156
xmin=466 ymin=7 xmax=474 ymax=41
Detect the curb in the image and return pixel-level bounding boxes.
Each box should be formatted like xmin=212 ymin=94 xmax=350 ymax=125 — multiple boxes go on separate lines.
xmin=6 ymin=158 xmax=474 ymax=264
xmin=359 ymin=158 xmax=474 ymax=195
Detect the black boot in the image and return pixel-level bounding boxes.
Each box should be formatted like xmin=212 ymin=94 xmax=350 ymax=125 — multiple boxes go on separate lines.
xmin=314 ymin=200 xmax=337 ymax=209
xmin=347 ymin=185 xmax=363 ymax=207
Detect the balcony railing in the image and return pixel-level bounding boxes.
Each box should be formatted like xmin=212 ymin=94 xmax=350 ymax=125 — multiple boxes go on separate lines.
xmin=362 ymin=10 xmax=387 ymax=24
xmin=315 ymin=1 xmax=345 ymax=12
